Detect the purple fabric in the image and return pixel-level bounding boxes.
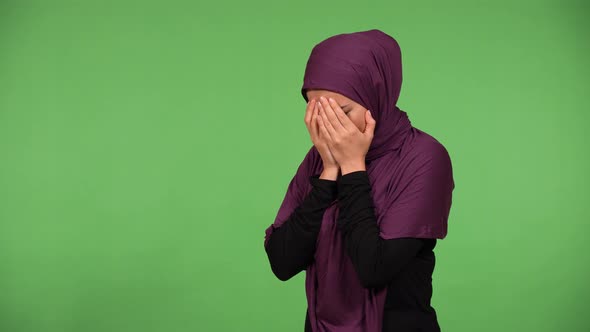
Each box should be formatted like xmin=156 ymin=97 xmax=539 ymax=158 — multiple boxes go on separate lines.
xmin=264 ymin=29 xmax=455 ymax=332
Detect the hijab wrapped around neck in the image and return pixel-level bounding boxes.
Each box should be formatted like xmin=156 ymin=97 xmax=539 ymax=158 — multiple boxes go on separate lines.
xmin=265 ymin=29 xmax=454 ymax=332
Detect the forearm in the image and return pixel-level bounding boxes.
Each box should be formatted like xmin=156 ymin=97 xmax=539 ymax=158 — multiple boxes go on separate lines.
xmin=336 ymin=171 xmax=424 ymax=288
xmin=265 ymin=175 xmax=337 ymax=281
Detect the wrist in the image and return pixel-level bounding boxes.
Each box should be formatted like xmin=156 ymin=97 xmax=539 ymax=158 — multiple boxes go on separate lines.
xmin=320 ymin=167 xmax=339 ymax=181
xmin=340 ymin=161 xmax=366 ymax=175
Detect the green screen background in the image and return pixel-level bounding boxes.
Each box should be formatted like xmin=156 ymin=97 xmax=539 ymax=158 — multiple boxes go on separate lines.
xmin=1 ymin=1 xmax=588 ymax=331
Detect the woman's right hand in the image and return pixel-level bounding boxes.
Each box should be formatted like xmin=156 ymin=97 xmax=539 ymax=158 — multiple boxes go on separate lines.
xmin=304 ymin=99 xmax=339 ymax=170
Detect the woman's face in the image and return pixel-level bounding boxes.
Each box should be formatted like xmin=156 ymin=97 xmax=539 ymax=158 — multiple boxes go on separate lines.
xmin=305 ymin=89 xmax=368 ymax=132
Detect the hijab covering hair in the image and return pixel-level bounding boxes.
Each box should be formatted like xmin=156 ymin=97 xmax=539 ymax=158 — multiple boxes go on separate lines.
xmin=264 ymin=29 xmax=455 ymax=332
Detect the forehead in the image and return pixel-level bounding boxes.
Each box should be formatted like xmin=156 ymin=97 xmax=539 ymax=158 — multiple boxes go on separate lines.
xmin=305 ymin=89 xmax=353 ymax=104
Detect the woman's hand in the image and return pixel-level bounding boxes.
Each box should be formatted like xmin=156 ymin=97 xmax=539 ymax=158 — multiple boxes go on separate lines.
xmin=304 ymin=99 xmax=339 ymax=170
xmin=316 ymin=96 xmax=376 ymax=174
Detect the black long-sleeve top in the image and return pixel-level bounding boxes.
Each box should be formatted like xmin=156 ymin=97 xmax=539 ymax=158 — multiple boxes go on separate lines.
xmin=265 ymin=170 xmax=440 ymax=332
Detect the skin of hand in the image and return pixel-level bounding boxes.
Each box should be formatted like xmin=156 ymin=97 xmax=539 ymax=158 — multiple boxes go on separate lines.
xmin=316 ymin=96 xmax=376 ymax=175
xmin=304 ymin=98 xmax=340 ymax=176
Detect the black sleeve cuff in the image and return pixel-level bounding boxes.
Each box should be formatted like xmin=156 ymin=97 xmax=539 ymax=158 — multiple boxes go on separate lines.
xmin=336 ymin=170 xmax=374 ymax=232
xmin=309 ymin=174 xmax=338 ymax=203
xmin=337 ymin=170 xmax=370 ymax=196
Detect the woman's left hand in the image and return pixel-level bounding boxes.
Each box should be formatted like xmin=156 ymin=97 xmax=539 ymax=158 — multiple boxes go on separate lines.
xmin=316 ymin=96 xmax=376 ymax=171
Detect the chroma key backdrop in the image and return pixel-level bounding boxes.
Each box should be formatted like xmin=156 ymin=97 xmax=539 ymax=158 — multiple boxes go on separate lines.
xmin=0 ymin=1 xmax=588 ymax=331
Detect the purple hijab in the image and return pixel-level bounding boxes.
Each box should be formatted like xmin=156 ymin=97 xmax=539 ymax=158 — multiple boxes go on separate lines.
xmin=265 ymin=29 xmax=454 ymax=332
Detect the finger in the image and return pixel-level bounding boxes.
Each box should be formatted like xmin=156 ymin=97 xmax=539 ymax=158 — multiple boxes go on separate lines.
xmin=318 ymin=101 xmax=337 ymax=139
xmin=310 ymin=102 xmax=320 ymax=138
xmin=320 ymin=97 xmax=347 ymax=132
xmin=328 ymin=97 xmax=356 ymax=131
xmin=316 ymin=114 xmax=333 ymax=142
xmin=363 ymin=110 xmax=376 ymax=136
xmin=304 ymin=99 xmax=316 ymax=128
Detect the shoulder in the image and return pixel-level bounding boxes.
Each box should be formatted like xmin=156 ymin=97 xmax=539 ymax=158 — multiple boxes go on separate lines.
xmin=405 ymin=127 xmax=452 ymax=171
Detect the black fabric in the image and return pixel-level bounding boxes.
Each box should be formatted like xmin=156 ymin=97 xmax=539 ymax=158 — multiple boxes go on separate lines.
xmin=265 ymin=174 xmax=338 ymax=281
xmin=336 ymin=171 xmax=429 ymax=289
xmin=266 ymin=171 xmax=440 ymax=331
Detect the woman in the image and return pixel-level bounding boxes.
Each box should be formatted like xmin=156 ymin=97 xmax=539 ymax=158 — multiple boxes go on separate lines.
xmin=264 ymin=29 xmax=455 ymax=332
